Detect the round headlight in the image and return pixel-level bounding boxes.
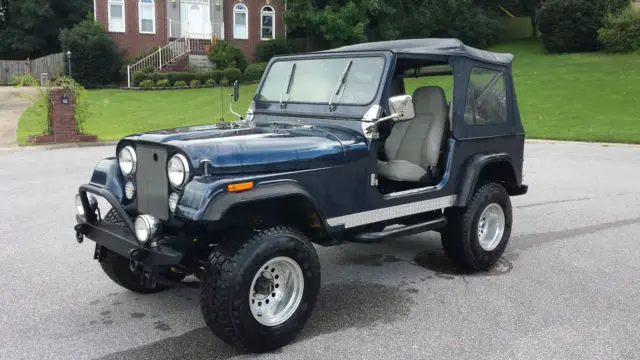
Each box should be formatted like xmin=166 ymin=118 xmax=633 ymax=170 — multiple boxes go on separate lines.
xmin=167 ymin=154 xmax=190 ymax=188
xmin=168 ymin=192 xmax=179 ymax=212
xmin=134 ymin=215 xmax=160 ymax=243
xmin=124 ymin=181 xmax=135 ymax=200
xmin=118 ymin=146 xmax=137 ymax=177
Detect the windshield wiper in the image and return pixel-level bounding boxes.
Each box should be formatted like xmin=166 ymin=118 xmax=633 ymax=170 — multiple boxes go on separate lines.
xmin=328 ymin=60 xmax=353 ymax=109
xmin=280 ymin=62 xmax=297 ymax=108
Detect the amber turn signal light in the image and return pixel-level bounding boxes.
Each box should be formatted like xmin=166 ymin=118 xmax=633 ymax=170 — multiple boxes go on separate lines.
xmin=227 ymin=181 xmax=254 ymax=192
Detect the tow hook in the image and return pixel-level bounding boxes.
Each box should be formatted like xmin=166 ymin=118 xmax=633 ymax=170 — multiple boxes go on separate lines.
xmin=74 ymin=223 xmax=88 ymax=243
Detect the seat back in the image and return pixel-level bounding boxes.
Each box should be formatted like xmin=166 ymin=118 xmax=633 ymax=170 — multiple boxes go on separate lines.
xmin=383 ymin=86 xmax=449 ymax=171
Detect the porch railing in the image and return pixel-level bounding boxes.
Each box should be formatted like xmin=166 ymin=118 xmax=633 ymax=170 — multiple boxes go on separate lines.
xmin=168 ymin=19 xmax=224 ymax=40
xmin=126 ymin=36 xmax=190 ymax=87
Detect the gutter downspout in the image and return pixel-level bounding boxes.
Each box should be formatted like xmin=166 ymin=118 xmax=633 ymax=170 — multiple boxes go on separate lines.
xmin=93 ymin=0 xmax=97 ymax=20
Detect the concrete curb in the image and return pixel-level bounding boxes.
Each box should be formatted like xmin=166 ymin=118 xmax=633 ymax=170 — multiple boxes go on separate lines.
xmin=2 ymin=138 xmax=640 ymax=154
xmin=0 ymin=141 xmax=118 ymax=153
xmin=524 ymin=138 xmax=640 ymax=148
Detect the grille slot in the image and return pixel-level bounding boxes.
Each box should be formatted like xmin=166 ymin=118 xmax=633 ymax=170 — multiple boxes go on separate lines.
xmin=136 ymin=145 xmax=169 ymax=220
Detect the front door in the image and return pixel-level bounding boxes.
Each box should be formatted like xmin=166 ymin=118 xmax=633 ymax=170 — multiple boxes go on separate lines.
xmin=180 ymin=1 xmax=210 ymax=38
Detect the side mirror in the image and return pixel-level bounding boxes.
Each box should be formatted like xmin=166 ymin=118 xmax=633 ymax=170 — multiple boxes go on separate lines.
xmin=388 ymin=94 xmax=415 ymax=121
xmin=233 ymin=80 xmax=239 ymax=102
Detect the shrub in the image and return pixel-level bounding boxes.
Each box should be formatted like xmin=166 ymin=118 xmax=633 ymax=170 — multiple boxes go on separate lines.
xmin=167 ymin=72 xmax=195 ymax=85
xmin=207 ymin=40 xmax=247 ymax=71
xmin=132 ymin=71 xmax=148 ymax=86
xmin=208 ymin=70 xmax=223 ymax=83
xmin=223 ymin=67 xmax=243 ymax=83
xmin=598 ymin=8 xmax=640 ymax=53
xmin=538 ymin=0 xmax=632 ymax=53
xmin=59 ymin=17 xmax=122 ymax=88
xmin=190 ymin=79 xmax=201 ymax=88
xmin=149 ymin=72 xmax=167 ymax=83
xmin=139 ymin=79 xmax=155 ymax=88
xmin=220 ymin=78 xmax=229 ymax=86
xmin=195 ymin=72 xmax=210 ymax=84
xmin=244 ymin=63 xmax=267 ymax=81
xmin=156 ymin=79 xmax=170 ymax=88
xmin=254 ymin=38 xmax=304 ymax=62
xmin=206 ymin=78 xmax=216 ymax=86
xmin=174 ymin=80 xmax=187 ymax=87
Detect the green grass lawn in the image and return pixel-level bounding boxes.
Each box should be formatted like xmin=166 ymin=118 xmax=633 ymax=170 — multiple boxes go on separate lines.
xmin=17 ymin=39 xmax=640 ymax=144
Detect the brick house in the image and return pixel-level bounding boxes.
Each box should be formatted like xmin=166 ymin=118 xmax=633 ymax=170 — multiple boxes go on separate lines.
xmin=93 ymin=0 xmax=286 ymax=61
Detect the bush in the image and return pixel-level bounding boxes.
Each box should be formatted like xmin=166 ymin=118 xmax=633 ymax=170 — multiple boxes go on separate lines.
xmin=220 ymin=78 xmax=229 ymax=86
xmin=174 ymin=80 xmax=187 ymax=87
xmin=166 ymin=72 xmax=195 ymax=85
xmin=222 ymin=67 xmax=243 ymax=83
xmin=139 ymin=79 xmax=155 ymax=88
xmin=538 ymin=0 xmax=632 ymax=53
xmin=208 ymin=70 xmax=223 ymax=83
xmin=190 ymin=79 xmax=201 ymax=88
xmin=206 ymin=78 xmax=216 ymax=86
xmin=156 ymin=79 xmax=170 ymax=88
xmin=254 ymin=38 xmax=304 ymax=62
xmin=59 ymin=17 xmax=122 ymax=88
xmin=149 ymin=72 xmax=167 ymax=83
xmin=207 ymin=40 xmax=247 ymax=71
xmin=598 ymin=8 xmax=640 ymax=53
xmin=132 ymin=71 xmax=148 ymax=86
xmin=195 ymin=72 xmax=210 ymax=84
xmin=244 ymin=63 xmax=267 ymax=81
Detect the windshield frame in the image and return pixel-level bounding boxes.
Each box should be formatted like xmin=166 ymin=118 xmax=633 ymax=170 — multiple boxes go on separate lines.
xmin=253 ymin=51 xmax=391 ymax=115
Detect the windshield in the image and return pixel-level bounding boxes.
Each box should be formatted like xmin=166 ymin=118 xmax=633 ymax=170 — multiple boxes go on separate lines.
xmin=258 ymin=56 xmax=386 ymax=106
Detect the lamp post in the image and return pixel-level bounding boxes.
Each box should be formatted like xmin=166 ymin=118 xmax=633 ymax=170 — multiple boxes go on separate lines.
xmin=66 ymin=50 xmax=72 ymax=78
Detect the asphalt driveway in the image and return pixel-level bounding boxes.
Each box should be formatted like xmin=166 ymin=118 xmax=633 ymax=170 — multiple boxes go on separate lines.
xmin=1 ymin=140 xmax=639 ymax=360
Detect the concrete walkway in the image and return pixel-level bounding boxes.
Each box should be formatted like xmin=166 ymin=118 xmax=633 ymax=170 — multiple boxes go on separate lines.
xmin=0 ymin=86 xmax=39 ymax=148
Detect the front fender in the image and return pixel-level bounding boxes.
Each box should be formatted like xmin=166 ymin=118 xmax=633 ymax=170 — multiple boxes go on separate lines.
xmin=88 ymin=157 xmax=126 ymax=203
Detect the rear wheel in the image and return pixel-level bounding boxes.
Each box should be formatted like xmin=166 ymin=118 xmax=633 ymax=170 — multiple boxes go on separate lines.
xmin=200 ymin=225 xmax=321 ymax=353
xmin=441 ymin=182 xmax=512 ymax=271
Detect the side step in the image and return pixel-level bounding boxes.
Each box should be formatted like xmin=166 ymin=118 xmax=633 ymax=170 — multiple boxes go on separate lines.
xmin=349 ymin=217 xmax=447 ymax=243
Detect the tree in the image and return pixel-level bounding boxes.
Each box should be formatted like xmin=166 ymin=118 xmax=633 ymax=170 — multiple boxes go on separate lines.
xmin=59 ymin=17 xmax=122 ymax=87
xmin=0 ymin=0 xmax=92 ymax=60
xmin=284 ymin=0 xmax=503 ymax=51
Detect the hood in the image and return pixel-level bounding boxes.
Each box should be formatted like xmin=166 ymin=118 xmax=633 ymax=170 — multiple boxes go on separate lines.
xmin=123 ymin=122 xmax=367 ymax=174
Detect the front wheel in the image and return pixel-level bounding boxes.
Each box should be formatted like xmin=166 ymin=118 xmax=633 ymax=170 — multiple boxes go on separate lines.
xmin=441 ymin=182 xmax=513 ymax=271
xmin=200 ymin=226 xmax=321 ymax=353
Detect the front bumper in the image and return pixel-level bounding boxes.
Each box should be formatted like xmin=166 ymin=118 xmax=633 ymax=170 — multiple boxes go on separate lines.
xmin=75 ymin=184 xmax=183 ymax=269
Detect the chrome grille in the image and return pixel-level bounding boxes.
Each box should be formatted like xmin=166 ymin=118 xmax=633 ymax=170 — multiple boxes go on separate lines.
xmin=135 ymin=145 xmax=169 ymax=220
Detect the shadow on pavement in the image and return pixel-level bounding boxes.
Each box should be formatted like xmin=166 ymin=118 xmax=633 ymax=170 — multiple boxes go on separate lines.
xmin=97 ymin=281 xmax=414 ymax=360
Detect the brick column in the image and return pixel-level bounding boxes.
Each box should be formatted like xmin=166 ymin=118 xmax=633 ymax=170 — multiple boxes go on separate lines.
xmin=29 ymin=87 xmax=97 ymax=144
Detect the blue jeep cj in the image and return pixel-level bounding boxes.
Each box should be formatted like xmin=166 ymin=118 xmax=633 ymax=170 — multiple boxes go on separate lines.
xmin=74 ymin=38 xmax=528 ymax=353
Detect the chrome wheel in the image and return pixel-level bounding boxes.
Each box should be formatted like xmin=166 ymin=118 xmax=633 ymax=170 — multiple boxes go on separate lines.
xmin=477 ymin=203 xmax=505 ymax=251
xmin=249 ymin=256 xmax=304 ymax=327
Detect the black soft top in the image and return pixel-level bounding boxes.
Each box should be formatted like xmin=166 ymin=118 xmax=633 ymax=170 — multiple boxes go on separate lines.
xmin=318 ymin=38 xmax=514 ymax=66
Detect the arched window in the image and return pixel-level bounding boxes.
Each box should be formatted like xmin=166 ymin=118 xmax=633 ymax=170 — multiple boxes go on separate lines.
xmin=139 ymin=0 xmax=156 ymax=34
xmin=260 ymin=5 xmax=275 ymax=40
xmin=233 ymin=3 xmax=248 ymax=39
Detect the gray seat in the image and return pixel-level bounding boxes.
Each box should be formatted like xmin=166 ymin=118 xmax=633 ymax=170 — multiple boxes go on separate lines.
xmin=377 ymin=86 xmax=448 ymax=183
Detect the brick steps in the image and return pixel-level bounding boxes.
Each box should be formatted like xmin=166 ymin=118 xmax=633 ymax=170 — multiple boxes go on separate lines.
xmin=159 ymin=53 xmax=189 ymax=73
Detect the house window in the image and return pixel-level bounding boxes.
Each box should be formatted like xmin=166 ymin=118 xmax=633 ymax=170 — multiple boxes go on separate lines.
xmin=463 ymin=67 xmax=507 ymax=125
xmin=233 ymin=3 xmax=248 ymax=39
xmin=260 ymin=5 xmax=275 ymax=40
xmin=139 ymin=0 xmax=156 ymax=34
xmin=108 ymin=0 xmax=125 ymax=33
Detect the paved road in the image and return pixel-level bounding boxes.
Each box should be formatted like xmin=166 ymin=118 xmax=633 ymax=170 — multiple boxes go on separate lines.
xmin=1 ymin=141 xmax=639 ymax=360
